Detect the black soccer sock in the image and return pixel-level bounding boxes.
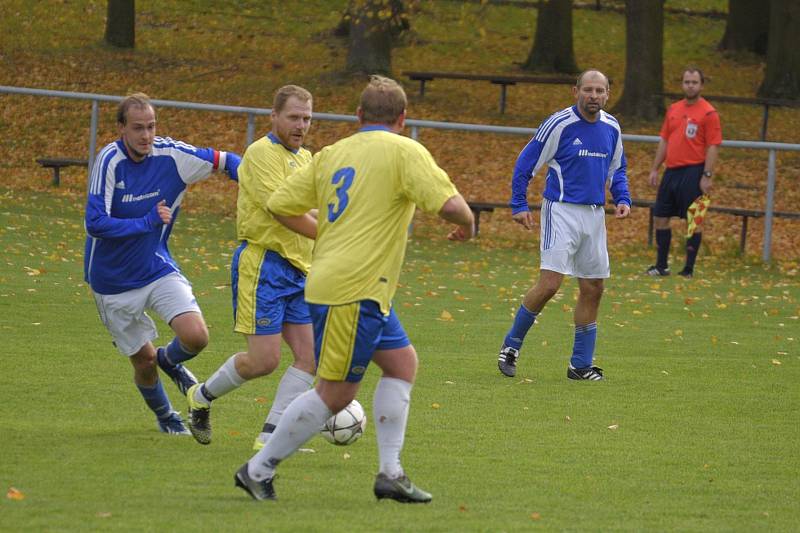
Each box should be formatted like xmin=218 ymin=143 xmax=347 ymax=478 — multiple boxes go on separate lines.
xmin=685 ymin=232 xmax=702 ymax=272
xmin=655 ymin=229 xmax=672 ymax=269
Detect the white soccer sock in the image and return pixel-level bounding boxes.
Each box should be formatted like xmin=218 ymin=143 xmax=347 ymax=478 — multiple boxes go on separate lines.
xmin=263 ymin=365 xmax=315 ymax=431
xmin=203 ymin=354 xmax=246 ymax=400
xmin=373 ymin=377 xmax=412 ymax=479
xmin=248 ymin=389 xmax=331 ymax=481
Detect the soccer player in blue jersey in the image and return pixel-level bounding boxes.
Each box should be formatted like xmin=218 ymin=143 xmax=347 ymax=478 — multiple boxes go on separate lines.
xmin=84 ymin=93 xmax=241 ymax=434
xmin=496 ymin=70 xmax=631 ymax=381
xmin=185 ymin=85 xmax=317 ymax=447
xmin=232 ymin=75 xmax=475 ymax=502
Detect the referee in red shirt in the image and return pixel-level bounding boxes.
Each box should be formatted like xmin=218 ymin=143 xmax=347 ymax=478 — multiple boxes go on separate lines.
xmin=647 ymin=67 xmax=722 ymax=278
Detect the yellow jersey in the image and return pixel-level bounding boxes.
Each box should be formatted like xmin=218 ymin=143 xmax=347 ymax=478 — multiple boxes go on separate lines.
xmin=236 ymin=133 xmax=313 ymax=273
xmin=267 ymin=126 xmax=458 ymax=314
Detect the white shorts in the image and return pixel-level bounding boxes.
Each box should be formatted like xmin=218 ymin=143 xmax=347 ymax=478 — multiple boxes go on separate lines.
xmin=539 ymin=199 xmax=610 ymax=279
xmin=92 ymin=272 xmax=202 ymax=356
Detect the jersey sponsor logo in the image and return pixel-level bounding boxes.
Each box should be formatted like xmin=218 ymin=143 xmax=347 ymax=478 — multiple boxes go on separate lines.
xmin=121 ymin=190 xmax=161 ymax=203
xmin=685 ymin=121 xmax=698 ymax=139
xmin=288 ymin=160 xmax=297 ymax=168
xmin=115 ymin=180 xmax=126 ymax=190
xmin=572 ymin=137 xmax=583 ymax=145
xmin=578 ymin=149 xmax=608 ymax=158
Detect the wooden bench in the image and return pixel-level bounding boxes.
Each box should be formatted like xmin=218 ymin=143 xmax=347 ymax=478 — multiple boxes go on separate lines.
xmin=36 ymin=157 xmax=88 ymax=186
xmin=403 ymin=71 xmax=575 ymax=113
xmin=468 ymin=199 xmax=800 ymax=255
xmin=657 ymin=92 xmax=800 ymax=141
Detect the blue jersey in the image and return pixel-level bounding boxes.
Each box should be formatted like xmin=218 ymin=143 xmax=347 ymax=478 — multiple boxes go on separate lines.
xmin=510 ymin=105 xmax=630 ymax=214
xmin=84 ymin=137 xmax=230 ymax=295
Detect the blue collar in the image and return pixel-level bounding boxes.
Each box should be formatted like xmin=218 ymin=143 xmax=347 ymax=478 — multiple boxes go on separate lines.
xmin=267 ymin=132 xmax=299 ymax=154
xmin=359 ymin=125 xmax=393 ymax=133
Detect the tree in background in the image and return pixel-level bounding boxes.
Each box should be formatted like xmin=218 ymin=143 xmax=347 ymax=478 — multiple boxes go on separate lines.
xmin=758 ymin=0 xmax=800 ymax=99
xmin=612 ymin=0 xmax=664 ymax=121
xmin=104 ymin=0 xmax=135 ymax=48
xmin=522 ymin=0 xmax=579 ymax=73
xmin=343 ymin=0 xmax=410 ymax=75
xmin=718 ymin=0 xmax=769 ymax=55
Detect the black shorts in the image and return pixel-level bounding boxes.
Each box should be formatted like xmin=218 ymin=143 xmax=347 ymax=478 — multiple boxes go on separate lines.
xmin=653 ymin=163 xmax=704 ymax=219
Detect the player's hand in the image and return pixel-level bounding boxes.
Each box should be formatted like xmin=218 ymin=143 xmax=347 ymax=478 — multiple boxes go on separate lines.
xmin=615 ymin=203 xmax=630 ymax=219
xmin=447 ymin=222 xmax=474 ymax=241
xmin=512 ymin=210 xmax=534 ymax=230
xmin=156 ymin=200 xmax=172 ymax=224
xmin=700 ymin=175 xmax=713 ymax=195
xmin=225 ymin=152 xmax=242 ymax=182
xmin=648 ymin=170 xmax=660 ymax=187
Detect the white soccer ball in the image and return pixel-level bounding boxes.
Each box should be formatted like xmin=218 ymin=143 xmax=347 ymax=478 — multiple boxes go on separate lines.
xmin=320 ymin=399 xmax=367 ymax=446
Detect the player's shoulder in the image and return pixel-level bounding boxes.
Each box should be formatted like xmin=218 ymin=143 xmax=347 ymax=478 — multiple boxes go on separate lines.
xmin=599 ymin=110 xmax=622 ymax=131
xmin=152 ymin=136 xmax=200 ymax=157
xmin=535 ymin=106 xmax=579 ymax=140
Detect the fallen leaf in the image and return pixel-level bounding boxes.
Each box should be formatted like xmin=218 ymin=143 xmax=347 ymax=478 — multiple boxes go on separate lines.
xmin=96 ymin=512 xmax=112 ymax=518
xmin=431 ymin=403 xmax=441 ymax=409
xmin=439 ymin=310 xmax=453 ymax=321
xmin=254 ymin=396 xmax=269 ymax=404
xmin=343 ymin=452 xmax=351 ymax=460
xmin=298 ymin=448 xmax=316 ymax=453
xmin=6 ymin=487 xmax=24 ymax=500
xmin=531 ymin=512 xmax=542 ymax=520
xmin=607 ymin=424 xmax=619 ymax=430
xmin=771 ymin=359 xmax=782 ymax=365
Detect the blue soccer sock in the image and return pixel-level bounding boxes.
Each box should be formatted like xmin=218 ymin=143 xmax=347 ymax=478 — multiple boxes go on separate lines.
xmin=162 ymin=337 xmax=198 ymax=366
xmin=137 ymin=380 xmax=173 ymax=420
xmin=570 ymin=322 xmax=598 ymax=369
xmin=503 ymin=305 xmax=538 ymax=350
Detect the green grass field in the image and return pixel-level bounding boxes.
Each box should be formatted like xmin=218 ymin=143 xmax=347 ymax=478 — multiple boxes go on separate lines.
xmin=1 ymin=188 xmax=798 ymax=531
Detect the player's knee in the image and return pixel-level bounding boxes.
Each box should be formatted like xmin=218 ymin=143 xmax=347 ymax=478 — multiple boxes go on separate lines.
xmin=242 ymin=349 xmax=280 ymax=377
xmin=181 ymin=325 xmax=209 ymax=354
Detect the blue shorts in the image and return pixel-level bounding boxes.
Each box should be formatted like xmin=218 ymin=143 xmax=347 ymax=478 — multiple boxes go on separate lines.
xmin=231 ymin=242 xmax=310 ymax=335
xmin=309 ymin=300 xmax=411 ymax=383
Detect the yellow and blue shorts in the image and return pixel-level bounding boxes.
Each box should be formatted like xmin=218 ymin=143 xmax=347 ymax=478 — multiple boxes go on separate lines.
xmin=309 ymin=300 xmax=410 ymax=383
xmin=231 ymin=242 xmax=310 ymax=335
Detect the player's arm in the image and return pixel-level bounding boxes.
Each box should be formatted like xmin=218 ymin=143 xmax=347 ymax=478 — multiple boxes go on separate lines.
xmin=509 ymin=122 xmax=557 ymax=230
xmin=608 ymin=143 xmax=631 ymax=219
xmin=648 ymin=139 xmax=667 ymax=187
xmin=267 ymin=160 xmax=318 ymax=239
xmin=700 ymin=144 xmax=719 ymax=195
xmin=439 ymin=194 xmax=475 ymax=241
xmin=159 ymin=137 xmax=240 ymax=183
xmin=84 ymin=153 xmax=171 ymax=239
xmin=271 ymin=213 xmax=318 ymax=239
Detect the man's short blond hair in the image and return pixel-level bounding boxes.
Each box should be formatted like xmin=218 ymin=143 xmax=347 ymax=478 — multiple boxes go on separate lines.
xmin=359 ymin=75 xmax=407 ymax=125
xmin=273 ymin=85 xmax=312 ymax=113
xmin=117 ymin=92 xmax=155 ymax=125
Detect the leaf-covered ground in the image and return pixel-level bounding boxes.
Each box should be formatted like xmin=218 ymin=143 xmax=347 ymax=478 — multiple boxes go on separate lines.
xmin=1 ymin=0 xmax=798 ymax=260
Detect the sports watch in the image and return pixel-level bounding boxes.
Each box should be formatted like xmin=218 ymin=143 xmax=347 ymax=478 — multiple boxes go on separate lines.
xmin=703 ymin=171 xmax=713 ymax=177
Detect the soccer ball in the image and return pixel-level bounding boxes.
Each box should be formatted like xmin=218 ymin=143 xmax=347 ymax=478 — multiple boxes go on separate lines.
xmin=320 ymin=399 xmax=367 ymax=446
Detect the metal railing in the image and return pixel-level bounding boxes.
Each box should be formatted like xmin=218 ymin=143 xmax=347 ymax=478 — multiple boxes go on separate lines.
xmin=2 ymin=85 xmax=799 ymax=261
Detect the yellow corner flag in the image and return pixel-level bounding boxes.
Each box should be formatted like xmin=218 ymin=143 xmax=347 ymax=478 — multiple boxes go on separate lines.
xmin=686 ymin=195 xmax=711 ymax=238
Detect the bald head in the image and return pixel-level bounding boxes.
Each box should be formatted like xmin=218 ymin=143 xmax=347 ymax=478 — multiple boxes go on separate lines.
xmin=576 ymin=70 xmax=609 ymax=91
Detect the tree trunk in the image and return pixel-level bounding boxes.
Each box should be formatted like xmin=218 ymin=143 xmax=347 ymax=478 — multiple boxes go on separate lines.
xmin=612 ymin=0 xmax=664 ymax=121
xmin=346 ymin=0 xmax=406 ymax=75
xmin=522 ymin=0 xmax=579 ymax=73
xmin=758 ymin=0 xmax=800 ymax=99
xmin=718 ymin=0 xmax=768 ymax=55
xmin=104 ymin=0 xmax=135 ymax=48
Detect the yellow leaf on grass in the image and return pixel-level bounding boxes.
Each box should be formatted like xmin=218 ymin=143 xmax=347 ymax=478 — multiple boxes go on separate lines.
xmin=254 ymin=396 xmax=269 ymax=404
xmin=431 ymin=403 xmax=441 ymax=409
xmin=530 ymin=512 xmax=542 ymax=520
xmin=439 ymin=310 xmax=453 ymax=321
xmin=771 ymin=359 xmax=782 ymax=365
xmin=6 ymin=487 xmax=24 ymax=500
xmin=607 ymin=424 xmax=619 ymax=430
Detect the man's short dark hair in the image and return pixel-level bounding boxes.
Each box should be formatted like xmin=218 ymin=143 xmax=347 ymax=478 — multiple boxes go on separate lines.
xmin=682 ymin=67 xmax=705 ymax=84
xmin=117 ymin=93 xmax=155 ymax=125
